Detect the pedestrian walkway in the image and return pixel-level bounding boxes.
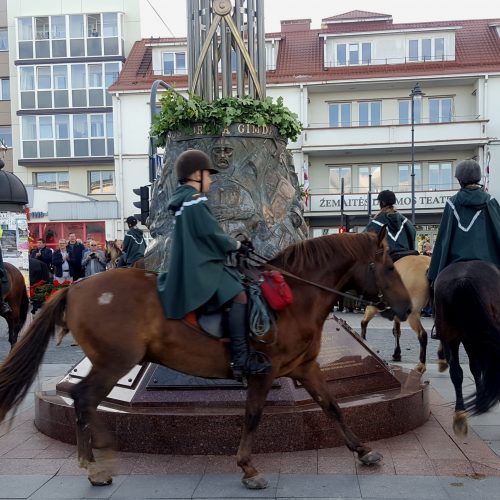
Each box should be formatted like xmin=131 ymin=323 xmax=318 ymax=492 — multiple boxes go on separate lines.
xmin=0 ymin=317 xmax=499 ymax=498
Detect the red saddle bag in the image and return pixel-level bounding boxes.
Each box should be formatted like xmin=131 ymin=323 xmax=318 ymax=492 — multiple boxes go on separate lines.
xmin=260 ymin=270 xmax=293 ymax=311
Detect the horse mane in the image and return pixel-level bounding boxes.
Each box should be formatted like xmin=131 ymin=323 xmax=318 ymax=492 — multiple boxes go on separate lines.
xmin=268 ymin=233 xmax=378 ymax=274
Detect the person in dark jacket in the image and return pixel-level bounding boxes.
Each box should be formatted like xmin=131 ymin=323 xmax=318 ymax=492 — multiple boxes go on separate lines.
xmin=52 ymin=238 xmax=72 ymax=281
xmin=30 ymin=239 xmax=53 ymax=268
xmin=157 ymin=149 xmax=271 ymax=379
xmin=428 ymin=160 xmax=500 ymax=285
xmin=66 ymin=233 xmax=85 ymax=280
xmin=122 ymin=216 xmax=146 ymax=266
xmin=365 ymin=190 xmax=417 ymax=261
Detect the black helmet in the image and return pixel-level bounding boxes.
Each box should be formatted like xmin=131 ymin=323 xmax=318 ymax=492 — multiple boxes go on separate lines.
xmin=455 ymin=160 xmax=481 ymax=187
xmin=175 ymin=149 xmax=219 ymax=182
xmin=126 ymin=216 xmax=138 ymax=226
xmin=377 ymin=190 xmax=396 ymax=207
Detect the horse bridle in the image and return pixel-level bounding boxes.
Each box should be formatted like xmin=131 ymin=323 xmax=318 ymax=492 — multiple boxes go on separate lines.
xmin=247 ymin=249 xmax=390 ymax=311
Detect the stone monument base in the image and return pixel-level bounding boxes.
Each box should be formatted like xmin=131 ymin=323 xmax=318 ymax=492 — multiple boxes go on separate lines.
xmin=34 ymin=317 xmax=430 ymax=454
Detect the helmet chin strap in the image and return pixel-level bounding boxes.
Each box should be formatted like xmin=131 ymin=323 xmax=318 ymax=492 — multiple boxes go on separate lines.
xmin=186 ymin=176 xmax=205 ymax=192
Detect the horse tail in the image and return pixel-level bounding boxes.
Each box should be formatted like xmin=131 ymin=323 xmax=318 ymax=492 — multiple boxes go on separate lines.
xmin=0 ymin=286 xmax=69 ymax=422
xmin=459 ymin=279 xmax=500 ymax=415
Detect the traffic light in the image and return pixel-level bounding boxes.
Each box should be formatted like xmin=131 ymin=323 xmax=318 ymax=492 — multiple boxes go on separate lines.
xmin=133 ymin=186 xmax=150 ymax=225
xmin=345 ymin=215 xmax=352 ymax=232
xmin=339 ymin=226 xmax=346 ymax=234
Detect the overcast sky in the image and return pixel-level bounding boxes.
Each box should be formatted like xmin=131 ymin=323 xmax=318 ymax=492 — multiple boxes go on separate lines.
xmin=140 ymin=0 xmax=500 ymax=38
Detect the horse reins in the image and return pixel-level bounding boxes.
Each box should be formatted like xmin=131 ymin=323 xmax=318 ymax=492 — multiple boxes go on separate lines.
xmin=246 ymin=250 xmax=390 ymax=311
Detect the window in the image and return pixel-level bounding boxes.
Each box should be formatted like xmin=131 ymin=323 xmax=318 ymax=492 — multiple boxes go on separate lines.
xmin=0 ymin=29 xmax=8 ymax=50
xmin=102 ymin=13 xmax=118 ymax=37
xmin=88 ymin=170 xmax=115 ymax=194
xmin=359 ymin=101 xmax=381 ymax=126
xmin=19 ymin=18 xmax=33 ymax=41
xmin=399 ymin=164 xmax=422 ymax=191
xmin=162 ymin=52 xmax=187 ymax=75
xmin=336 ymin=42 xmax=371 ymax=66
xmin=399 ymin=99 xmax=422 ymax=125
xmin=0 ymin=126 xmax=12 ymax=147
xmin=35 ymin=17 xmax=49 ymax=40
xmin=329 ymin=102 xmax=351 ymax=128
xmin=429 ymin=98 xmax=452 ymax=123
xmin=429 ymin=162 xmax=453 ymax=190
xmin=0 ymin=79 xmax=9 ymax=100
xmin=33 ymin=172 xmax=69 ymax=190
xmin=408 ymin=37 xmax=445 ymax=62
xmin=51 ymin=16 xmax=66 ymax=39
xmin=87 ymin=14 xmax=101 ymax=37
xmin=329 ymin=167 xmax=351 ymax=193
xmin=358 ymin=166 xmax=381 ymax=193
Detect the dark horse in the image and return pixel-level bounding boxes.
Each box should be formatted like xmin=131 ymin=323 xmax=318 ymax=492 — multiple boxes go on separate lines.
xmin=434 ymin=260 xmax=500 ymax=436
xmin=1 ymin=263 xmax=30 ymax=348
xmin=0 ymin=230 xmax=411 ymax=488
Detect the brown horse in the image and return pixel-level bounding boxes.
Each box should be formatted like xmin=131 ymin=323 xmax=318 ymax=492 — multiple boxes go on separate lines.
xmin=434 ymin=260 xmax=500 ymax=437
xmin=1 ymin=263 xmax=30 ymax=348
xmin=361 ymin=255 xmax=431 ymax=373
xmin=0 ymin=230 xmax=411 ymax=488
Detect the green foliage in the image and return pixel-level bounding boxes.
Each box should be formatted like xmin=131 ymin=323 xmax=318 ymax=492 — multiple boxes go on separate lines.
xmin=151 ymin=88 xmax=303 ymax=147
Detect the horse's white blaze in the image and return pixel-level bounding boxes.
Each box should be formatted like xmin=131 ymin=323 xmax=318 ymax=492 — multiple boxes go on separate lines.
xmin=98 ymin=292 xmax=114 ymax=305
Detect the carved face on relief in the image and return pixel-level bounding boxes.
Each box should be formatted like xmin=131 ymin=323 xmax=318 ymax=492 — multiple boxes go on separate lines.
xmin=211 ymin=139 xmax=234 ymax=170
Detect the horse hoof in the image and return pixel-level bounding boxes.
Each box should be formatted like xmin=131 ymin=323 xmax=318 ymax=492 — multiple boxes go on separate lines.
xmin=359 ymin=450 xmax=383 ymax=465
xmin=437 ymin=359 xmax=449 ymax=373
xmin=415 ymin=362 xmax=426 ymax=374
xmin=242 ymin=474 xmax=269 ymax=489
xmin=392 ymin=355 xmax=402 ymax=362
xmin=453 ymin=411 xmax=468 ymax=437
xmin=88 ymin=476 xmax=113 ymax=487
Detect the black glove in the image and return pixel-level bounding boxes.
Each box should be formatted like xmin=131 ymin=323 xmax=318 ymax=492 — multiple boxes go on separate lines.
xmin=237 ymin=240 xmax=254 ymax=256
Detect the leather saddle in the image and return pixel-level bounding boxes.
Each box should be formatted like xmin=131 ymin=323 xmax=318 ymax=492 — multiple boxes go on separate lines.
xmin=185 ymin=310 xmax=226 ymax=339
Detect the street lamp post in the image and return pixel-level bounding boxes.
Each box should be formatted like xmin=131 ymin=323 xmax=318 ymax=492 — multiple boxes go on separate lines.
xmin=410 ymin=82 xmax=424 ymax=224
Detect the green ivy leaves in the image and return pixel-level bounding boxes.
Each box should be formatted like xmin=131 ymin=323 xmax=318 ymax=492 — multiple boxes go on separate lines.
xmin=151 ymin=88 xmax=303 ymax=147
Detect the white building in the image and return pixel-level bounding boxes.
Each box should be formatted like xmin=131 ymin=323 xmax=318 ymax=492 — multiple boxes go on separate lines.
xmin=7 ymin=0 xmax=140 ymax=249
xmin=112 ymin=11 xmax=500 ymax=245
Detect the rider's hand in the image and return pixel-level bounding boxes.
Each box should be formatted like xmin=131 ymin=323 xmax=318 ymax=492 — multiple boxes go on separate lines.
xmin=237 ymin=240 xmax=253 ymax=256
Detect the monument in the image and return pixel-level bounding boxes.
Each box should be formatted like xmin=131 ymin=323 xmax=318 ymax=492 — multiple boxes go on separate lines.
xmin=35 ymin=0 xmax=429 ymax=454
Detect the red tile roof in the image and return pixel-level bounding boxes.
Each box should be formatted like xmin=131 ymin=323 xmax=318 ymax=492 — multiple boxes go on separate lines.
xmin=110 ymin=14 xmax=500 ymax=93
xmin=322 ymin=10 xmax=392 ymax=22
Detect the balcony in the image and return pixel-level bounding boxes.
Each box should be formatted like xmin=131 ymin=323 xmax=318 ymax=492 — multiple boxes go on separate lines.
xmin=303 ymin=117 xmax=489 ymax=154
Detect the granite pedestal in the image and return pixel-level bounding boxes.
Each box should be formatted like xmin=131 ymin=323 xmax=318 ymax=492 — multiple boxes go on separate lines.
xmin=35 ymin=317 xmax=429 ymax=454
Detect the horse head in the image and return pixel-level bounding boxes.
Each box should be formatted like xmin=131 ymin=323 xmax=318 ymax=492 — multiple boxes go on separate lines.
xmin=355 ymin=227 xmax=411 ymax=322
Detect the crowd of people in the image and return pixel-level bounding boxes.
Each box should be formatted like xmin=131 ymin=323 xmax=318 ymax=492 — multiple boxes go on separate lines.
xmin=28 ymin=218 xmax=146 ymax=287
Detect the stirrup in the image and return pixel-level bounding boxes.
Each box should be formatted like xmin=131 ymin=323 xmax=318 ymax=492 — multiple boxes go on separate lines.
xmin=245 ymin=351 xmax=272 ymax=375
xmin=430 ymin=324 xmax=439 ymax=340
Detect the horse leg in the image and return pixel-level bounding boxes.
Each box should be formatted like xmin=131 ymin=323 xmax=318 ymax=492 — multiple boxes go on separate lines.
xmin=437 ymin=341 xmax=448 ymax=372
xmin=407 ymin=313 xmax=427 ymax=374
xmin=295 ymin=361 xmax=381 ymax=464
xmin=6 ymin=315 xmax=17 ymax=350
xmin=392 ymin=318 xmax=402 ymax=362
xmin=70 ymin=367 xmax=127 ymax=486
xmin=442 ymin=341 xmax=468 ymax=436
xmin=360 ymin=306 xmax=377 ymax=340
xmin=236 ymin=373 xmax=275 ymax=489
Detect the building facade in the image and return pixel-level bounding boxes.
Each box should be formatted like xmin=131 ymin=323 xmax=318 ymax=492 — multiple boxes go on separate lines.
xmin=112 ymin=10 xmax=500 ymax=247
xmin=0 ymin=0 xmax=12 ymax=172
xmin=7 ymin=0 xmax=140 ymax=248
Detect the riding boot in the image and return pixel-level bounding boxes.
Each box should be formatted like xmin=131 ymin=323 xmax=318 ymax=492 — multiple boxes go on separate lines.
xmin=0 ymin=297 xmax=11 ymax=315
xmin=227 ymin=303 xmax=272 ymax=379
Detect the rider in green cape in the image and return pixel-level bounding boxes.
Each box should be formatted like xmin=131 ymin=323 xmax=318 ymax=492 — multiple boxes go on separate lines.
xmin=428 ymin=159 xmax=500 ymax=285
xmin=157 ymin=149 xmax=271 ymax=379
xmin=364 ymin=190 xmax=417 ymax=261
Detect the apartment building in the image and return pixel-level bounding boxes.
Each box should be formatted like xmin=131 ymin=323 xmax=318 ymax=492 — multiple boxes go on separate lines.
xmin=0 ymin=0 xmax=12 ymax=171
xmin=7 ymin=0 xmax=140 ymax=248
xmin=112 ymin=10 xmax=500 ymax=246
